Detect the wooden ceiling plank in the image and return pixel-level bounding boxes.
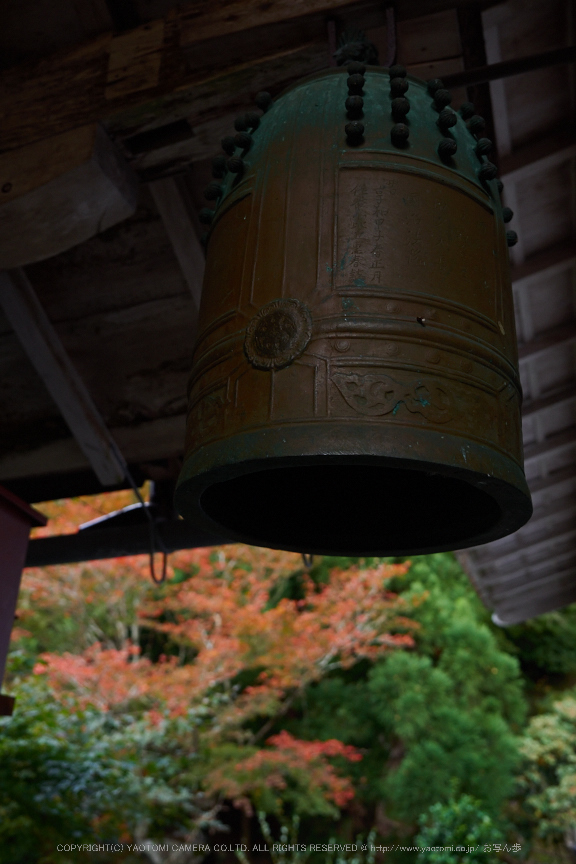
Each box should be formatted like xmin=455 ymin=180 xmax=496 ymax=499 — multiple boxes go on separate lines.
xmin=511 ymin=240 xmax=575 ymax=288
xmin=149 ymin=176 xmax=204 ymax=313
xmin=473 ymin=497 xmax=576 ymax=562
xmin=177 ymin=0 xmax=371 ymax=47
xmin=0 ymin=270 xmax=128 ymax=486
xmin=523 ymin=427 xmax=576 ymax=466
xmin=522 ymin=384 xmax=576 ymax=419
xmin=0 ymin=0 xmax=387 ymax=155
xmin=486 ymin=563 xmax=576 ymax=603
xmin=520 ymin=490 xmax=576 ymax=524
xmin=466 ymin=473 xmax=576 ymax=584
xmin=489 ymin=564 xmax=576 ymax=605
xmin=500 ymin=132 xmax=576 ymax=185
xmin=477 ymin=525 xmax=576 ymax=583
xmin=504 ymin=181 xmax=527 ymax=268
xmin=0 ymin=124 xmax=138 ymax=269
xmin=472 ymin=525 xmax=572 ymax=571
xmin=486 ymin=565 xmax=576 ymax=607
xmin=442 ymin=45 xmax=576 ymax=90
xmin=528 ymin=464 xmax=576 ymax=495
xmin=0 ymin=414 xmax=186 ymax=483
xmin=396 ymin=8 xmax=461 ymax=66
xmin=492 ymin=580 xmax=576 ymax=625
xmin=518 ymin=320 xmax=576 ymax=362
xmin=0 ymin=0 xmax=552 ymax=158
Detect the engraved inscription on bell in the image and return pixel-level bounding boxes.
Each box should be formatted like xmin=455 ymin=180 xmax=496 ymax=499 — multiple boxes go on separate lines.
xmin=336 ymin=168 xmax=499 ymax=326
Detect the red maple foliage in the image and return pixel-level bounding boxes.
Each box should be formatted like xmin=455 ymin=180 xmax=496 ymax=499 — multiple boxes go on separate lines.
xmin=21 ymin=492 xmax=417 ymax=816
xmin=206 ymin=730 xmax=363 ymax=814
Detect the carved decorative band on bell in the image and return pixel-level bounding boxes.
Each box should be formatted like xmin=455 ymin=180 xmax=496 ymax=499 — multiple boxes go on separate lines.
xmin=244 ymin=299 xmax=313 ymax=370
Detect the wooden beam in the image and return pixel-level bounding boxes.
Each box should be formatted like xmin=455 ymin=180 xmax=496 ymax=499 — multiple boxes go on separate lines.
xmin=482 ymin=22 xmax=510 ymax=156
xmin=528 ymin=464 xmax=576 ymax=496
xmin=176 ymin=0 xmax=369 ymax=46
xmin=489 ymin=575 xmax=576 ymax=618
xmin=25 ymin=519 xmax=226 ymax=567
xmin=519 ymin=487 xmax=576 ymax=523
xmin=0 ymin=0 xmax=499 ymax=161
xmin=511 ymin=241 xmax=576 ymax=288
xmin=488 ymin=561 xmax=576 ymax=604
xmin=442 ymin=45 xmax=576 ymax=90
xmin=473 ymin=496 xmax=576 ymax=562
xmin=518 ymin=320 xmax=576 ymax=362
xmin=0 ymin=124 xmax=138 ymax=268
xmin=149 ymin=176 xmax=204 ymax=312
xmin=492 ymin=579 xmax=576 ymax=625
xmin=523 ymin=428 xmax=576 ymax=467
xmin=470 ymin=505 xmax=576 ymax=571
xmin=522 ymin=384 xmax=576 ymax=420
xmin=456 ymin=4 xmax=496 ymax=152
xmin=0 ymin=270 xmax=128 ymax=487
xmin=0 ymin=0 xmax=388 ymax=155
xmin=500 ymin=132 xmax=576 ymax=184
xmin=486 ymin=564 xmax=576 ymax=606
xmin=477 ymin=537 xmax=576 ymax=582
xmin=470 ymin=478 xmax=576 ymax=562
xmin=0 ymin=414 xmax=186 ymax=483
xmin=491 ymin=584 xmax=576 ymax=622
xmin=477 ymin=526 xmax=576 ymax=583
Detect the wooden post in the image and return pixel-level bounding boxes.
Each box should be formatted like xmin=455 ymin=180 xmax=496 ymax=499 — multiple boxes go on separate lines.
xmin=0 ymin=486 xmax=46 ymax=716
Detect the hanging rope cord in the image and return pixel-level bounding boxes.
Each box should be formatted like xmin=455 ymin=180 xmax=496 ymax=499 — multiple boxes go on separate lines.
xmin=108 ymin=438 xmax=169 ymax=584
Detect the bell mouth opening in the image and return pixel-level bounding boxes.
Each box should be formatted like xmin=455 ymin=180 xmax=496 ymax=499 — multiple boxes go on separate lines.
xmin=199 ymin=461 xmax=502 ymax=556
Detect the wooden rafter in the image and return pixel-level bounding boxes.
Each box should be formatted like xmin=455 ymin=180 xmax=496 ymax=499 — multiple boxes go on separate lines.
xmin=493 ymin=583 xmax=576 ymax=625
xmin=25 ymin=518 xmax=225 ymax=568
xmin=518 ymin=320 xmax=576 ymax=362
xmin=522 ymin=384 xmax=576 ymax=419
xmin=510 ymin=240 xmax=576 ymax=286
xmin=500 ymin=132 xmax=576 ymax=184
xmin=474 ymin=495 xmax=576 ymax=558
xmin=0 ymin=0 xmax=387 ymax=154
xmin=0 ymin=414 xmax=186 ymax=486
xmin=0 ymin=270 xmax=128 ymax=487
xmin=489 ymin=563 xmax=576 ymax=604
xmin=0 ymin=0 xmax=546 ymax=160
xmin=478 ymin=527 xmax=576 ymax=580
xmin=149 ymin=176 xmax=205 ymax=313
xmin=523 ymin=428 xmax=576 ymax=466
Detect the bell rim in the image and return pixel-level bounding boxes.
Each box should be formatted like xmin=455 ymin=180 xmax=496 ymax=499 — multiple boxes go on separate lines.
xmin=175 ymin=422 xmax=532 ymax=556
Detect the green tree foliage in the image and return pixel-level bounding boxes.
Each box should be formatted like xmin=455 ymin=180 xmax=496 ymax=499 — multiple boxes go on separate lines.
xmin=501 ymin=606 xmax=576 ymax=682
xmin=415 ymin=795 xmax=504 ymax=863
xmin=4 ymin=539 xmax=536 ymax=858
xmin=0 ymin=681 xmax=135 ymax=863
xmin=517 ymin=693 xmax=576 ymax=844
xmin=286 ymin=554 xmax=525 ymax=823
xmin=0 ymin=675 xmax=228 ymax=863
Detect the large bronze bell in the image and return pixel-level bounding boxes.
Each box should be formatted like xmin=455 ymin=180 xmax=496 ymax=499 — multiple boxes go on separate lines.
xmin=175 ymin=64 xmax=532 ymax=556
